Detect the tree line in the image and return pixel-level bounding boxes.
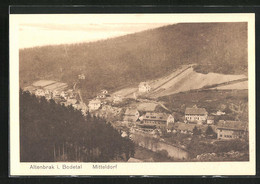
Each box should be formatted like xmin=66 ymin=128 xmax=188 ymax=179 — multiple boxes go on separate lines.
xmin=20 ymin=90 xmax=135 ymax=162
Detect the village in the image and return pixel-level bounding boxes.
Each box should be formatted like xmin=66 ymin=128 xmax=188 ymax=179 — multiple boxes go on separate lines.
xmin=23 ymin=75 xmax=249 ymax=161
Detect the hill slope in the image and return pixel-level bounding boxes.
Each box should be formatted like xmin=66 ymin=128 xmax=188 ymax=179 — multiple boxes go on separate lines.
xmin=112 ymin=65 xmax=247 ymax=99
xmin=19 ymin=22 xmax=247 ymax=99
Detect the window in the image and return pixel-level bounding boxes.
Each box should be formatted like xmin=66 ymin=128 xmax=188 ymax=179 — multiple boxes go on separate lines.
xmin=220 ymin=134 xmax=222 ymax=137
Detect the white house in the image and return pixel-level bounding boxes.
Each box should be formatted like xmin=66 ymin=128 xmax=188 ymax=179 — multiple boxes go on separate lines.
xmin=212 ymin=110 xmax=226 ymax=116
xmin=113 ymin=95 xmax=123 ymax=103
xmin=101 ymin=89 xmax=108 ymax=94
xmin=78 ymin=74 xmax=86 ymax=80
xmin=142 ymin=112 xmax=175 ymax=129
xmin=35 ymin=89 xmax=45 ymax=97
xmin=138 ymin=82 xmax=151 ymax=93
xmin=88 ymin=99 xmax=101 ymax=111
xmin=52 ymin=90 xmax=61 ymax=98
xmin=60 ymin=91 xmax=68 ymax=99
xmin=97 ymin=94 xmax=106 ymax=99
xmin=185 ymin=105 xmax=208 ymax=124
xmin=207 ymin=116 xmax=214 ymax=125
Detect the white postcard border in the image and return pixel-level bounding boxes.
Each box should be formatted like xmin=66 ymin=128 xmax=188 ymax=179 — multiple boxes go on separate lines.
xmin=9 ymin=13 xmax=256 ymax=176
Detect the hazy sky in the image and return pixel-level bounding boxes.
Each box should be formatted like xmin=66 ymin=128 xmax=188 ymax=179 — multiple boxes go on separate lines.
xmin=19 ymin=22 xmax=169 ymax=48
xmin=17 ymin=14 xmax=174 ymax=48
xmin=15 ymin=14 xmax=250 ymax=48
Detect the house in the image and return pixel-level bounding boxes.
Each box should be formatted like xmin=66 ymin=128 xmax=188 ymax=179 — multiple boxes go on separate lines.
xmin=185 ymin=105 xmax=208 ymax=124
xmin=60 ymin=91 xmax=68 ymax=99
xmin=142 ymin=112 xmax=174 ymax=129
xmin=97 ymin=94 xmax=106 ymax=99
xmin=121 ymin=131 xmax=128 ymax=137
xmin=78 ymin=74 xmax=85 ymax=80
xmin=174 ymin=122 xmax=196 ymax=134
xmin=213 ymin=110 xmax=226 ymax=116
xmin=113 ymin=95 xmax=123 ymax=103
xmin=35 ymin=89 xmax=45 ymax=97
xmin=52 ymin=90 xmax=61 ymax=98
xmin=44 ymin=90 xmax=53 ymax=100
xmin=123 ymin=109 xmax=140 ymax=123
xmin=101 ymin=89 xmax=108 ymax=94
xmin=138 ymin=82 xmax=151 ymax=93
xmin=207 ymin=116 xmax=214 ymax=125
xmin=216 ymin=120 xmax=248 ymax=140
xmin=88 ymin=99 xmax=101 ymax=111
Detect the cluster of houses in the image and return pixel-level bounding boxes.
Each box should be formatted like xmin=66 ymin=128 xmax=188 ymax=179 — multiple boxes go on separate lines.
xmin=122 ymin=105 xmax=248 ymax=140
xmin=91 ymin=105 xmax=122 ymax=120
xmin=88 ymin=89 xmax=124 ymax=111
xmin=24 ymin=80 xmax=88 ymax=115
xmin=25 ymin=80 xmax=248 ymax=141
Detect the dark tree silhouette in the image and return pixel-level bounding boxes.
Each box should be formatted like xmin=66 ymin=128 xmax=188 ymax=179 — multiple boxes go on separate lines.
xmin=20 ymin=89 xmax=135 ymax=162
xmin=192 ymin=126 xmax=201 ymax=136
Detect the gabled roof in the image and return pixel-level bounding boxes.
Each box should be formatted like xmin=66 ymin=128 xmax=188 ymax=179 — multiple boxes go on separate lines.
xmin=185 ymin=105 xmax=208 ymax=115
xmin=143 ymin=112 xmax=171 ymax=121
xmin=217 ymin=120 xmax=247 ymax=131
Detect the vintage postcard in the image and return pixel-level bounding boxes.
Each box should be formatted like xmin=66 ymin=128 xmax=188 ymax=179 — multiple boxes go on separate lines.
xmin=9 ymin=13 xmax=255 ymax=176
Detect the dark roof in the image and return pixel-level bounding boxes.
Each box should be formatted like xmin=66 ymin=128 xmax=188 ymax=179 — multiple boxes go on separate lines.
xmin=185 ymin=106 xmax=208 ymax=115
xmin=217 ymin=120 xmax=247 ymax=131
xmin=143 ymin=112 xmax=170 ymax=121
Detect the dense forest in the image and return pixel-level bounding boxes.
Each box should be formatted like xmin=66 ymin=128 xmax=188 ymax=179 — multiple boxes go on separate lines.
xmin=20 ymin=23 xmax=247 ymax=99
xmin=20 ymin=90 xmax=135 ymax=162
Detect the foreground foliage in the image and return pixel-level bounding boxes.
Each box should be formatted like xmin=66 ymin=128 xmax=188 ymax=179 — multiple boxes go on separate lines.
xmin=20 ymin=90 xmax=135 ymax=162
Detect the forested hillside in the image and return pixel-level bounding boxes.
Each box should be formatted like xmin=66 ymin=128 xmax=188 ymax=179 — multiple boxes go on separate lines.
xmin=20 ymin=90 xmax=135 ymax=162
xmin=20 ymin=23 xmax=247 ymax=99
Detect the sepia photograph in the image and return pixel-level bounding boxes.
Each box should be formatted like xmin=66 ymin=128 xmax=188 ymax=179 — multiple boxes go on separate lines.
xmin=9 ymin=13 xmax=255 ymax=176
